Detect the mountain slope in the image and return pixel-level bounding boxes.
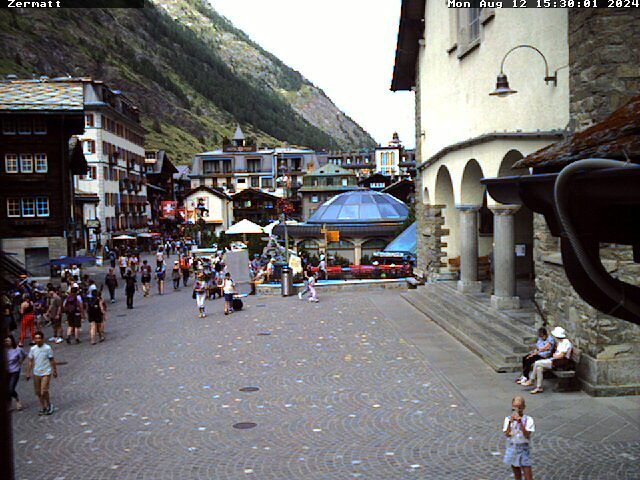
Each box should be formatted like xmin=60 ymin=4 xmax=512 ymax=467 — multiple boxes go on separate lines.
xmin=0 ymin=3 xmax=375 ymax=163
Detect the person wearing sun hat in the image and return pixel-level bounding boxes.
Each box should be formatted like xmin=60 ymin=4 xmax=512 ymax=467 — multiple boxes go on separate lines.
xmin=522 ymin=326 xmax=573 ymax=394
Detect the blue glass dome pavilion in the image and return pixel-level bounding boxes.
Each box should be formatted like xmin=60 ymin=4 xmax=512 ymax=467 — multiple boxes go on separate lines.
xmin=307 ymin=190 xmax=408 ymax=224
xmin=274 ymin=190 xmax=410 ymax=265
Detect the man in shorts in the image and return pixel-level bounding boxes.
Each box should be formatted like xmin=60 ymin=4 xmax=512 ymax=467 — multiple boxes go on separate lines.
xmin=140 ymin=260 xmax=152 ymax=297
xmin=25 ymin=331 xmax=58 ymax=415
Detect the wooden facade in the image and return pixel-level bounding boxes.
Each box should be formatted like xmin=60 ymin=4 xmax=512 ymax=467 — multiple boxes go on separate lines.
xmin=0 ymin=112 xmax=85 ymax=243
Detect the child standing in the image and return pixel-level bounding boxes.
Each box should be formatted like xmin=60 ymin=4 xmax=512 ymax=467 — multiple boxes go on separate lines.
xmin=503 ymin=396 xmax=535 ymax=480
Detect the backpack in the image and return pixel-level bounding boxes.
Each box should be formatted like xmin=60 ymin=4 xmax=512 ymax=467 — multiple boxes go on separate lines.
xmin=64 ymin=295 xmax=79 ymax=315
xmin=88 ymin=297 xmax=101 ymax=317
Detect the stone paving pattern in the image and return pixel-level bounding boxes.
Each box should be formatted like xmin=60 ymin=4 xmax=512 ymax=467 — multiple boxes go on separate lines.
xmin=10 ymin=284 xmax=640 ymax=479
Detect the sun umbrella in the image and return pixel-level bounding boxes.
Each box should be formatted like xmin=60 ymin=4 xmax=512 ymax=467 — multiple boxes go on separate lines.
xmin=225 ymin=219 xmax=264 ymax=243
xmin=113 ymin=234 xmax=136 ymax=240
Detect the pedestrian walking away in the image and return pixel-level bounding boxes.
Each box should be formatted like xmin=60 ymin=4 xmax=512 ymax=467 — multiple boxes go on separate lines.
xmin=124 ymin=270 xmax=137 ymax=309
xmin=156 ymin=248 xmax=165 ymax=268
xmin=104 ymin=268 xmax=118 ymax=303
xmin=222 ymin=272 xmax=236 ymax=315
xmin=63 ymin=287 xmax=83 ymax=344
xmin=156 ymin=264 xmax=166 ymax=295
xmin=180 ymin=255 xmax=191 ymax=286
xmin=503 ymin=395 xmax=535 ymax=480
xmin=5 ymin=334 xmax=26 ymax=411
xmin=18 ymin=294 xmax=35 ymax=347
xmin=25 ymin=331 xmax=58 ymax=416
xmin=172 ymin=261 xmax=181 ymax=290
xmin=87 ymin=290 xmax=107 ymax=344
xmin=46 ymin=289 xmax=63 ymax=344
xmin=193 ymin=274 xmax=207 ymax=318
xmin=140 ymin=260 xmax=152 ymax=297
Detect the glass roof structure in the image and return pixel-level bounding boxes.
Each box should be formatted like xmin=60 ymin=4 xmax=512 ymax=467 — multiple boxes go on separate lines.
xmin=383 ymin=222 xmax=417 ymax=255
xmin=307 ymin=190 xmax=408 ymax=224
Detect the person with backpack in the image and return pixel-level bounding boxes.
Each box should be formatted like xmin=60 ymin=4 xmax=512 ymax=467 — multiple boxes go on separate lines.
xmin=124 ymin=270 xmax=137 ymax=309
xmin=63 ymin=287 xmax=83 ymax=344
xmin=171 ymin=261 xmax=181 ymax=290
xmin=222 ymin=272 xmax=236 ymax=316
xmin=140 ymin=260 xmax=152 ymax=297
xmin=180 ymin=255 xmax=191 ymax=286
xmin=155 ymin=264 xmax=166 ymax=295
xmin=87 ymin=290 xmax=106 ymax=344
xmin=104 ymin=268 xmax=118 ymax=304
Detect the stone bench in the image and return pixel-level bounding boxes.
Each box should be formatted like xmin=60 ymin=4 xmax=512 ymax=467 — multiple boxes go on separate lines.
xmin=550 ymin=347 xmax=581 ymax=392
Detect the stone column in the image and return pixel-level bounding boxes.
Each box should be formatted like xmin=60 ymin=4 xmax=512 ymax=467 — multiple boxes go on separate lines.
xmin=490 ymin=205 xmax=521 ymax=309
xmin=456 ymin=205 xmax=482 ymax=293
xmin=353 ymin=240 xmax=363 ymax=266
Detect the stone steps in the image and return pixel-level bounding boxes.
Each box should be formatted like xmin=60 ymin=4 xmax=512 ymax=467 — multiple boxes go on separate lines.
xmin=437 ymin=283 xmax=538 ymax=344
xmin=402 ymin=282 xmax=537 ymax=373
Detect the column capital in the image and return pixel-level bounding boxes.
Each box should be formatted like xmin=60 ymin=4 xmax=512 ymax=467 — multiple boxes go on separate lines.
xmin=489 ymin=204 xmax=521 ymax=216
xmin=455 ymin=204 xmax=481 ymax=213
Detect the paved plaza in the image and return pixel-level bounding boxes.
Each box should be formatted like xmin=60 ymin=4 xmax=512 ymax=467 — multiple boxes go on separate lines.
xmin=10 ymin=283 xmax=640 ymax=479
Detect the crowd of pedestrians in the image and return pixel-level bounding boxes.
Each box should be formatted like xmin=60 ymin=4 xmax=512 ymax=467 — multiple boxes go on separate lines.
xmin=2 ymin=237 xmax=247 ymax=417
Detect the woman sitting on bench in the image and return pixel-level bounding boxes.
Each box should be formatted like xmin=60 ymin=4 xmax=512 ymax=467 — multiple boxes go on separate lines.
xmin=522 ymin=326 xmax=573 ymax=395
xmin=516 ymin=327 xmax=554 ymax=385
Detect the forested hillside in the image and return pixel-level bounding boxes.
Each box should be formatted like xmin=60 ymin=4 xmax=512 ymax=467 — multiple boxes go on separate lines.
xmin=0 ymin=2 xmax=376 ymax=162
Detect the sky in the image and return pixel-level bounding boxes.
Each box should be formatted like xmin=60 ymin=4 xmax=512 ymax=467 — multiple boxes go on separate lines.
xmin=209 ymin=0 xmax=416 ymax=148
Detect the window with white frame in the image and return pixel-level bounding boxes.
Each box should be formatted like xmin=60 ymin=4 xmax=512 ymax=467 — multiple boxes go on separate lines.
xmin=35 ymin=153 xmax=48 ymax=173
xmin=20 ymin=154 xmax=33 ymax=173
xmin=311 ymin=196 xmax=319 ymax=203
xmin=18 ymin=119 xmax=31 ymax=135
xmin=21 ymin=197 xmax=35 ymax=217
xmin=6 ymin=198 xmax=20 ymax=217
xmin=468 ymin=8 xmax=481 ymax=42
xmin=2 ymin=119 xmax=16 ymax=135
xmin=33 ymin=118 xmax=47 ymax=134
xmin=5 ymin=154 xmax=18 ymax=173
xmin=341 ymin=178 xmax=348 ymax=187
xmin=36 ymin=197 xmax=50 ymax=217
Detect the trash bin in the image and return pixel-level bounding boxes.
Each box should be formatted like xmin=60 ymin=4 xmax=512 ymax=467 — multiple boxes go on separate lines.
xmin=281 ymin=265 xmax=293 ymax=297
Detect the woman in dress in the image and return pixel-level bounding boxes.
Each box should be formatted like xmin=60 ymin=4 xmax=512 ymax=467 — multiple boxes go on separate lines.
xmin=18 ymin=294 xmax=35 ymax=347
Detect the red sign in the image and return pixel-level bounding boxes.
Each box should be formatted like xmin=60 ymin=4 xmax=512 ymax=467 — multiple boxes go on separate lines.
xmin=161 ymin=201 xmax=177 ymax=218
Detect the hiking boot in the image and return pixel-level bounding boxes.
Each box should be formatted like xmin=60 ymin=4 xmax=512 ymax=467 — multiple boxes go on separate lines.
xmin=45 ymin=404 xmax=54 ymax=415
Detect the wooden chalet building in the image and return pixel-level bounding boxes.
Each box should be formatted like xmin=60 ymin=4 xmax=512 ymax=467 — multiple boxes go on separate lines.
xmin=0 ymin=79 xmax=87 ymax=277
xmin=382 ymin=178 xmax=415 ymax=205
xmin=232 ymin=188 xmax=279 ymax=226
xmin=145 ymin=150 xmax=178 ymax=227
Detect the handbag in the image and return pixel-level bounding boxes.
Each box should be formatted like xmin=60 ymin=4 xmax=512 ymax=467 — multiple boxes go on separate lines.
xmin=192 ymin=290 xmax=197 ymax=300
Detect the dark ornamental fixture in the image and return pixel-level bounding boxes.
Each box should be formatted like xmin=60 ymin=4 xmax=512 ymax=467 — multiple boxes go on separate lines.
xmin=490 ymin=44 xmax=561 ymax=97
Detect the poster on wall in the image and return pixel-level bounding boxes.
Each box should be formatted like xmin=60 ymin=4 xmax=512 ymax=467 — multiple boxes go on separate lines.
xmin=161 ymin=201 xmax=177 ymax=218
xmin=515 ymin=244 xmax=526 ymax=257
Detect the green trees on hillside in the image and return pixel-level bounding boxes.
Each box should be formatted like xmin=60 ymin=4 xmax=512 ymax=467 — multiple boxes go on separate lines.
xmin=140 ymin=6 xmax=337 ymax=150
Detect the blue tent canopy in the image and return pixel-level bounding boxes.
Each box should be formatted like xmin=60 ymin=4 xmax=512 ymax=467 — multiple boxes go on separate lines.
xmin=382 ymin=222 xmax=416 ymax=256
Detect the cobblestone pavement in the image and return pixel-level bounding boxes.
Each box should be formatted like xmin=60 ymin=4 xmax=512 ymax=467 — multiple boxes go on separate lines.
xmin=10 ymin=284 xmax=640 ymax=479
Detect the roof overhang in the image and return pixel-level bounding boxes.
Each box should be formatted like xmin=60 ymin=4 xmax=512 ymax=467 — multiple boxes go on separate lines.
xmin=391 ymin=0 xmax=426 ymax=92
xmin=482 ymin=164 xmax=640 ymax=325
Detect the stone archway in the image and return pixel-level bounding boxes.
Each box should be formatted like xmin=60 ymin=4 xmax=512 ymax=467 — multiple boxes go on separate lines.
xmin=434 ymin=165 xmax=459 ymax=274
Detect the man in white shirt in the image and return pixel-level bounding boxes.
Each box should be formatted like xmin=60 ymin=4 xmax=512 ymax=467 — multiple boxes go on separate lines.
xmin=26 ymin=331 xmax=58 ymax=415
xmin=523 ymin=326 xmax=573 ymax=394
